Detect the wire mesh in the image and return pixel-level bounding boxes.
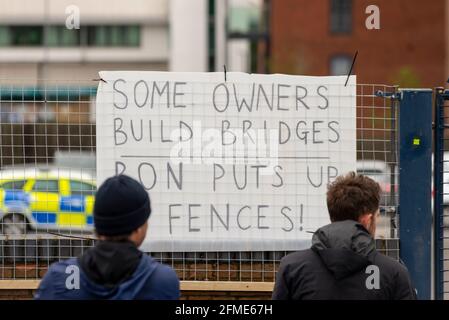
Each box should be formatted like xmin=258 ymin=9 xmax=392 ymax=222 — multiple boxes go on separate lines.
xmin=435 ymin=89 xmax=449 ymax=300
xmin=0 ymin=81 xmax=399 ymax=282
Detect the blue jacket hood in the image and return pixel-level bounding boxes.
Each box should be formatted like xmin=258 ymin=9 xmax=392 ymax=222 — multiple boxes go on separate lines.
xmin=79 ymin=254 xmax=158 ymax=299
xmin=35 ymin=255 xmax=180 ymax=300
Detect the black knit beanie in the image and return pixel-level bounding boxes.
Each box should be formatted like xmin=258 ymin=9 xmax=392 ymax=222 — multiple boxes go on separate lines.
xmin=94 ymin=175 xmax=151 ymax=236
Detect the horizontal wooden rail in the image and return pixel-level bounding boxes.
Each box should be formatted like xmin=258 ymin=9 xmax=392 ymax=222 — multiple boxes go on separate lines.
xmin=181 ymin=281 xmax=274 ymax=292
xmin=0 ymin=280 xmax=274 ymax=292
xmin=0 ymin=280 xmax=40 ymax=290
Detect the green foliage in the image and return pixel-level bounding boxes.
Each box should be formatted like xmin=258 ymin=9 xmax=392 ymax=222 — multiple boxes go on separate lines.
xmin=391 ymin=66 xmax=421 ymax=88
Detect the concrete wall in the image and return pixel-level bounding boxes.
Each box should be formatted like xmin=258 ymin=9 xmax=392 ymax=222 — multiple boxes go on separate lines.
xmin=0 ymin=62 xmax=167 ymax=84
xmin=0 ymin=0 xmax=168 ymax=23
xmin=169 ymin=0 xmax=208 ymax=71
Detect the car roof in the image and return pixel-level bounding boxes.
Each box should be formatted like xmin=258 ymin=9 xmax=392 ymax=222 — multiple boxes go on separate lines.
xmin=0 ymin=168 xmax=95 ymax=183
xmin=356 ymin=160 xmax=391 ymax=172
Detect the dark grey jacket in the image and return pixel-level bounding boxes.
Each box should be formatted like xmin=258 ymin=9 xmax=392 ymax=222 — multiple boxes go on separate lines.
xmin=272 ymin=220 xmax=417 ymax=300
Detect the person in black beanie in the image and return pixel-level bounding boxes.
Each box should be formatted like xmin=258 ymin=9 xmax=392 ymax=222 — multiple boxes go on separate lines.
xmin=35 ymin=175 xmax=180 ymax=300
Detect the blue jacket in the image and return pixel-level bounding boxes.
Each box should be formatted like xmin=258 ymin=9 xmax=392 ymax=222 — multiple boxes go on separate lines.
xmin=35 ymin=251 xmax=180 ymax=300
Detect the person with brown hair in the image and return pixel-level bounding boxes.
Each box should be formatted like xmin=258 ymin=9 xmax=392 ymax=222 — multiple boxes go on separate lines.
xmin=272 ymin=172 xmax=416 ymax=300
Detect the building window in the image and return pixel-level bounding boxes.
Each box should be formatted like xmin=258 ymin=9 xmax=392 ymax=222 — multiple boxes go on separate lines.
xmin=0 ymin=26 xmax=44 ymax=46
xmin=46 ymin=26 xmax=80 ymax=47
xmin=0 ymin=25 xmax=140 ymax=47
xmin=87 ymin=25 xmax=140 ymax=47
xmin=330 ymin=54 xmax=352 ymax=75
xmin=330 ymin=0 xmax=352 ymax=34
xmin=0 ymin=26 xmax=10 ymax=46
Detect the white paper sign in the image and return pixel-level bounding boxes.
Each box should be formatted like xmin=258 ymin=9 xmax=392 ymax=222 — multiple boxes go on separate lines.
xmin=96 ymin=71 xmax=356 ymax=252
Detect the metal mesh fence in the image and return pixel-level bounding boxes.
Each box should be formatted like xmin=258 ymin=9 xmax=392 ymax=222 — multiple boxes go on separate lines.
xmin=0 ymin=81 xmax=399 ymax=282
xmin=434 ymin=88 xmax=449 ymax=300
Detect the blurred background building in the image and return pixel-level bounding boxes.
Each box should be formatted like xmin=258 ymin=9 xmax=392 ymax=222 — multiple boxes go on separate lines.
xmin=271 ymin=0 xmax=449 ymax=88
xmin=0 ymin=0 xmax=267 ymax=124
xmin=0 ymin=0 xmax=267 ymax=80
xmin=0 ymin=0 xmax=168 ymax=81
xmin=0 ymin=0 xmax=448 ymax=125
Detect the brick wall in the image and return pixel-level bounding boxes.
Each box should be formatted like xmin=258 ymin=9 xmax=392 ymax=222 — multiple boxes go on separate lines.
xmin=271 ymin=0 xmax=446 ymax=88
xmin=0 ymin=289 xmax=36 ymax=300
xmin=0 ymin=289 xmax=272 ymax=300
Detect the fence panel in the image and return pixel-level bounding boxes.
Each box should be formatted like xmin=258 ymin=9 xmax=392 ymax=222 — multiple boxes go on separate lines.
xmin=0 ymin=81 xmax=400 ymax=286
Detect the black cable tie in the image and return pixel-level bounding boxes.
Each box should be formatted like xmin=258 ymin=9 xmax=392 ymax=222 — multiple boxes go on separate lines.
xmin=223 ymin=65 xmax=227 ymax=82
xmin=93 ymin=78 xmax=108 ymax=83
xmin=345 ymin=50 xmax=358 ymax=87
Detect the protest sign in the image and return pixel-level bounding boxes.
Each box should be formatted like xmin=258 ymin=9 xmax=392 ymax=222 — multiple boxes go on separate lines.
xmin=96 ymin=71 xmax=356 ymax=251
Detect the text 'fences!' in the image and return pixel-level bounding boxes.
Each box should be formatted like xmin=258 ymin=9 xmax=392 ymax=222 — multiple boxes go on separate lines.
xmin=96 ymin=71 xmax=356 ymax=252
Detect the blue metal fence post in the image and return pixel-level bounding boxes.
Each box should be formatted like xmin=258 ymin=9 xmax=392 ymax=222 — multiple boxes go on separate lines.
xmin=399 ymin=89 xmax=432 ymax=300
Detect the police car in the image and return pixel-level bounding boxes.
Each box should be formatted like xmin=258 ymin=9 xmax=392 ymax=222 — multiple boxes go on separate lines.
xmin=0 ymin=168 xmax=96 ymax=235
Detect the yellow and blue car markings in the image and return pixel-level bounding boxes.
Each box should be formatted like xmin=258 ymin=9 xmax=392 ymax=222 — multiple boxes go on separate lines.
xmin=0 ymin=176 xmax=95 ymax=230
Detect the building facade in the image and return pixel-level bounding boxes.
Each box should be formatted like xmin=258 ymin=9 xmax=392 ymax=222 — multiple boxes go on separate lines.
xmin=271 ymin=0 xmax=448 ymax=88
xmin=0 ymin=0 xmax=169 ymax=84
